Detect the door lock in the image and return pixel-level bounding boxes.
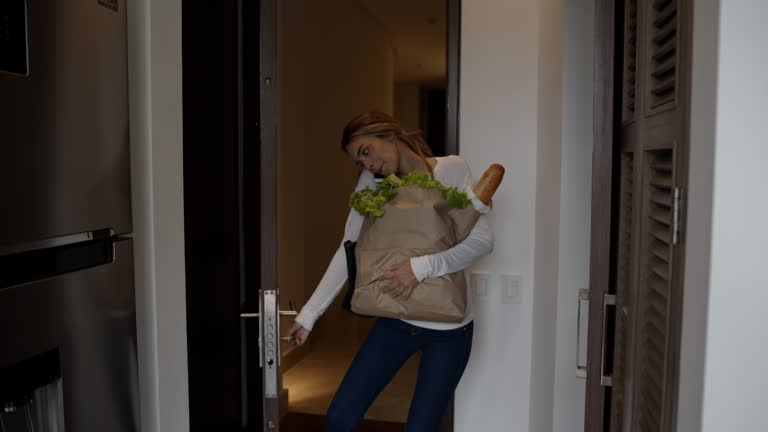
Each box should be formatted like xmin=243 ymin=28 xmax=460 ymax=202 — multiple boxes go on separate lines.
xmin=239 ymin=291 xmax=299 ymax=400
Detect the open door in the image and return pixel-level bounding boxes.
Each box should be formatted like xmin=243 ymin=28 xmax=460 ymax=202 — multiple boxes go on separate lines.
xmin=182 ymin=0 xmax=263 ymax=430
xmin=183 ymin=0 xmax=279 ymax=430
xmin=271 ymin=1 xmax=461 ymax=430
xmin=585 ymin=0 xmax=692 ymax=430
xmin=184 ymin=1 xmax=461 ymax=430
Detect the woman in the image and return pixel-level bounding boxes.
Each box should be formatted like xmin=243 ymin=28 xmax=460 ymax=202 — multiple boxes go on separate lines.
xmin=289 ymin=111 xmax=493 ymax=431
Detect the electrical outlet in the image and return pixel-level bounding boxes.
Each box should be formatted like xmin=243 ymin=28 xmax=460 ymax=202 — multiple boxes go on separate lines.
xmin=501 ymin=274 xmax=523 ymax=304
xmin=470 ymin=272 xmax=491 ymax=297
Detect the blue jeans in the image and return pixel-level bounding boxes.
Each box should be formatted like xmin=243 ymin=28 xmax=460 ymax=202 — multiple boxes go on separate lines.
xmin=326 ymin=318 xmax=474 ymax=432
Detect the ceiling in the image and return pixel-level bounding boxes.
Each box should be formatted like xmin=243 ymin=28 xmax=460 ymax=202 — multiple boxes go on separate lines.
xmin=357 ymin=0 xmax=447 ymax=84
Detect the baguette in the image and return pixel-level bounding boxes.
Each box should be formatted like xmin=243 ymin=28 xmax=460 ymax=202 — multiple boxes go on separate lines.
xmin=472 ymin=163 xmax=505 ymax=206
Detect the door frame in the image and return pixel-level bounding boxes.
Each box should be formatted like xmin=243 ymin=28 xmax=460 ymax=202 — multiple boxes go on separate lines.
xmin=182 ymin=0 xmax=257 ymax=429
xmin=584 ymin=0 xmax=619 ymax=429
xmin=183 ymin=0 xmax=463 ymax=429
xmin=446 ymin=0 xmax=461 ymax=156
xmin=258 ymin=0 xmax=463 ymax=430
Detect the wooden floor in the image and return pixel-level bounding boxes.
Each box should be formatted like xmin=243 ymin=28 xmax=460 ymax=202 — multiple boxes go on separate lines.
xmin=281 ymin=412 xmax=404 ymax=432
xmin=282 ymin=344 xmax=420 ymax=422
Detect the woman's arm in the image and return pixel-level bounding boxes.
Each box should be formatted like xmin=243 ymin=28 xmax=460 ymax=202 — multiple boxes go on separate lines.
xmin=382 ymin=156 xmax=495 ymax=297
xmin=293 ymin=241 xmax=350 ymax=331
xmin=411 ymin=156 xmax=494 ymax=280
xmin=293 ymin=171 xmax=374 ymax=332
xmin=409 ymin=214 xmax=493 ymax=281
xmin=381 ymin=213 xmax=493 ymax=300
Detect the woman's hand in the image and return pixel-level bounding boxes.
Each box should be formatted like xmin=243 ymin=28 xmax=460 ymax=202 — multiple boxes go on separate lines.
xmin=288 ymin=322 xmax=310 ymax=346
xmin=381 ymin=260 xmax=419 ymax=300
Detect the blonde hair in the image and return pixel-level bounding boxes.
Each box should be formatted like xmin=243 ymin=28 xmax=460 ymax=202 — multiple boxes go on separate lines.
xmin=340 ymin=111 xmax=433 ymax=173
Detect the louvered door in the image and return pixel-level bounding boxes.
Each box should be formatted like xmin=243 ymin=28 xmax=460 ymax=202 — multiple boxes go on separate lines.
xmin=587 ymin=0 xmax=691 ymax=430
xmin=631 ymin=148 xmax=678 ymax=431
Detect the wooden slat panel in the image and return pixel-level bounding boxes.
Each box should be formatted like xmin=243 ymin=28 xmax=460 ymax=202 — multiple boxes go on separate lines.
xmin=652 ymin=25 xmax=676 ymax=45
xmin=652 ymin=246 xmax=670 ymax=263
xmin=653 ymin=5 xmax=677 ymax=27
xmin=652 ymin=58 xmax=676 ymax=78
xmin=631 ymin=149 xmax=675 ymax=431
xmin=650 ymin=228 xmax=671 ymax=245
xmin=650 ymin=191 xmax=673 ymax=207
xmin=652 ymin=39 xmax=676 ymax=61
xmin=623 ymin=0 xmax=639 ymax=123
xmin=650 ymin=175 xmax=672 ymax=188
xmin=651 ymin=78 xmax=676 ymax=95
xmin=647 ymin=0 xmax=679 ymax=110
xmin=652 ymin=266 xmax=669 ymax=281
xmin=650 ymin=208 xmax=672 ymax=225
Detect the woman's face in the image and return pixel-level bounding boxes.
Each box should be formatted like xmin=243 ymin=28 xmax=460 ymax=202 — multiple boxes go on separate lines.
xmin=346 ymin=136 xmax=398 ymax=177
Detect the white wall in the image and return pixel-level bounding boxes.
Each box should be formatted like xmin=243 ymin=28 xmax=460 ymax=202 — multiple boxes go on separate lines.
xmin=680 ymin=1 xmax=768 ymax=431
xmin=458 ymin=0 xmax=593 ymax=430
xmin=456 ymin=3 xmax=537 ymax=430
xmin=529 ymin=0 xmax=564 ymax=429
xmin=551 ymin=0 xmax=592 ymax=430
xmin=127 ymin=1 xmax=189 ymax=432
xmin=278 ymin=0 xmax=396 ymax=349
xmin=676 ymin=0 xmax=719 ymax=429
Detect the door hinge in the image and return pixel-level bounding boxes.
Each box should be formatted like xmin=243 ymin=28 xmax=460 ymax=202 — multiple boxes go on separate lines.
xmin=672 ymin=187 xmax=684 ymax=245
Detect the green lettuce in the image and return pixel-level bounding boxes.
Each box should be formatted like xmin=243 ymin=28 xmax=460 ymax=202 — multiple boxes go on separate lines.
xmin=349 ymin=172 xmax=471 ymax=217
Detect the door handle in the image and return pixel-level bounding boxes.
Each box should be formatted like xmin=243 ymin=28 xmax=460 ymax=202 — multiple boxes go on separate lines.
xmin=277 ymin=309 xmax=298 ymax=356
xmin=576 ymin=289 xmax=589 ymax=378
xmin=278 ymin=299 xmax=299 ymax=344
xmin=601 ymin=294 xmax=616 ymax=387
xmin=280 ymin=299 xmax=298 ymax=317
xmin=239 ymin=304 xmax=299 ymax=364
xmin=240 ymin=295 xmax=263 ymax=367
xmin=240 ymin=310 xmax=264 ymax=367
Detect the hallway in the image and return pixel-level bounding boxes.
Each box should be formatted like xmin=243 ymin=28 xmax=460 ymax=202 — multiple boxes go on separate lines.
xmin=283 ymin=343 xmax=421 ymax=423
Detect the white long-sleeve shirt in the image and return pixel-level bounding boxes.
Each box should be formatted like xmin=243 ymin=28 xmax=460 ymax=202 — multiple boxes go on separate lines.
xmin=295 ymin=155 xmax=494 ymax=331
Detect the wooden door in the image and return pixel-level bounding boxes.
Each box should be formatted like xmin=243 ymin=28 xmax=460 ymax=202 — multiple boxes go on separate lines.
xmin=183 ymin=0 xmax=267 ymax=430
xmin=585 ymin=0 xmax=691 ymax=430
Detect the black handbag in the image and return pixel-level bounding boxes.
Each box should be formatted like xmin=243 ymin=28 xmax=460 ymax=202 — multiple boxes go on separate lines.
xmin=342 ymin=240 xmax=359 ymax=313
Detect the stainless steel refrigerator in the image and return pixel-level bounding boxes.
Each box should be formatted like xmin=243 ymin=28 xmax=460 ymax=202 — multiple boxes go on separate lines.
xmin=0 ymin=0 xmax=139 ymax=431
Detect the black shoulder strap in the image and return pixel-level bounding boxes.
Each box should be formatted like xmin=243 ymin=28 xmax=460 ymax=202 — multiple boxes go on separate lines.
xmin=342 ymin=240 xmax=357 ymax=311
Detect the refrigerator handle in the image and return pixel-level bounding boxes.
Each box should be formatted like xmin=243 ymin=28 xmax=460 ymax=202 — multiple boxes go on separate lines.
xmin=0 ymin=228 xmax=115 ymax=257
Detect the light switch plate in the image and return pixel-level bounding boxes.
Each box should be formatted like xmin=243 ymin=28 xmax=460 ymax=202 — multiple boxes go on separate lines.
xmin=501 ymin=273 xmax=523 ymax=304
xmin=470 ymin=272 xmax=491 ymax=297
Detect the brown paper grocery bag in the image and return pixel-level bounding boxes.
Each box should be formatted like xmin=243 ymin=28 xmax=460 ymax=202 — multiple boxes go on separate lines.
xmin=351 ymin=185 xmax=480 ymax=322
